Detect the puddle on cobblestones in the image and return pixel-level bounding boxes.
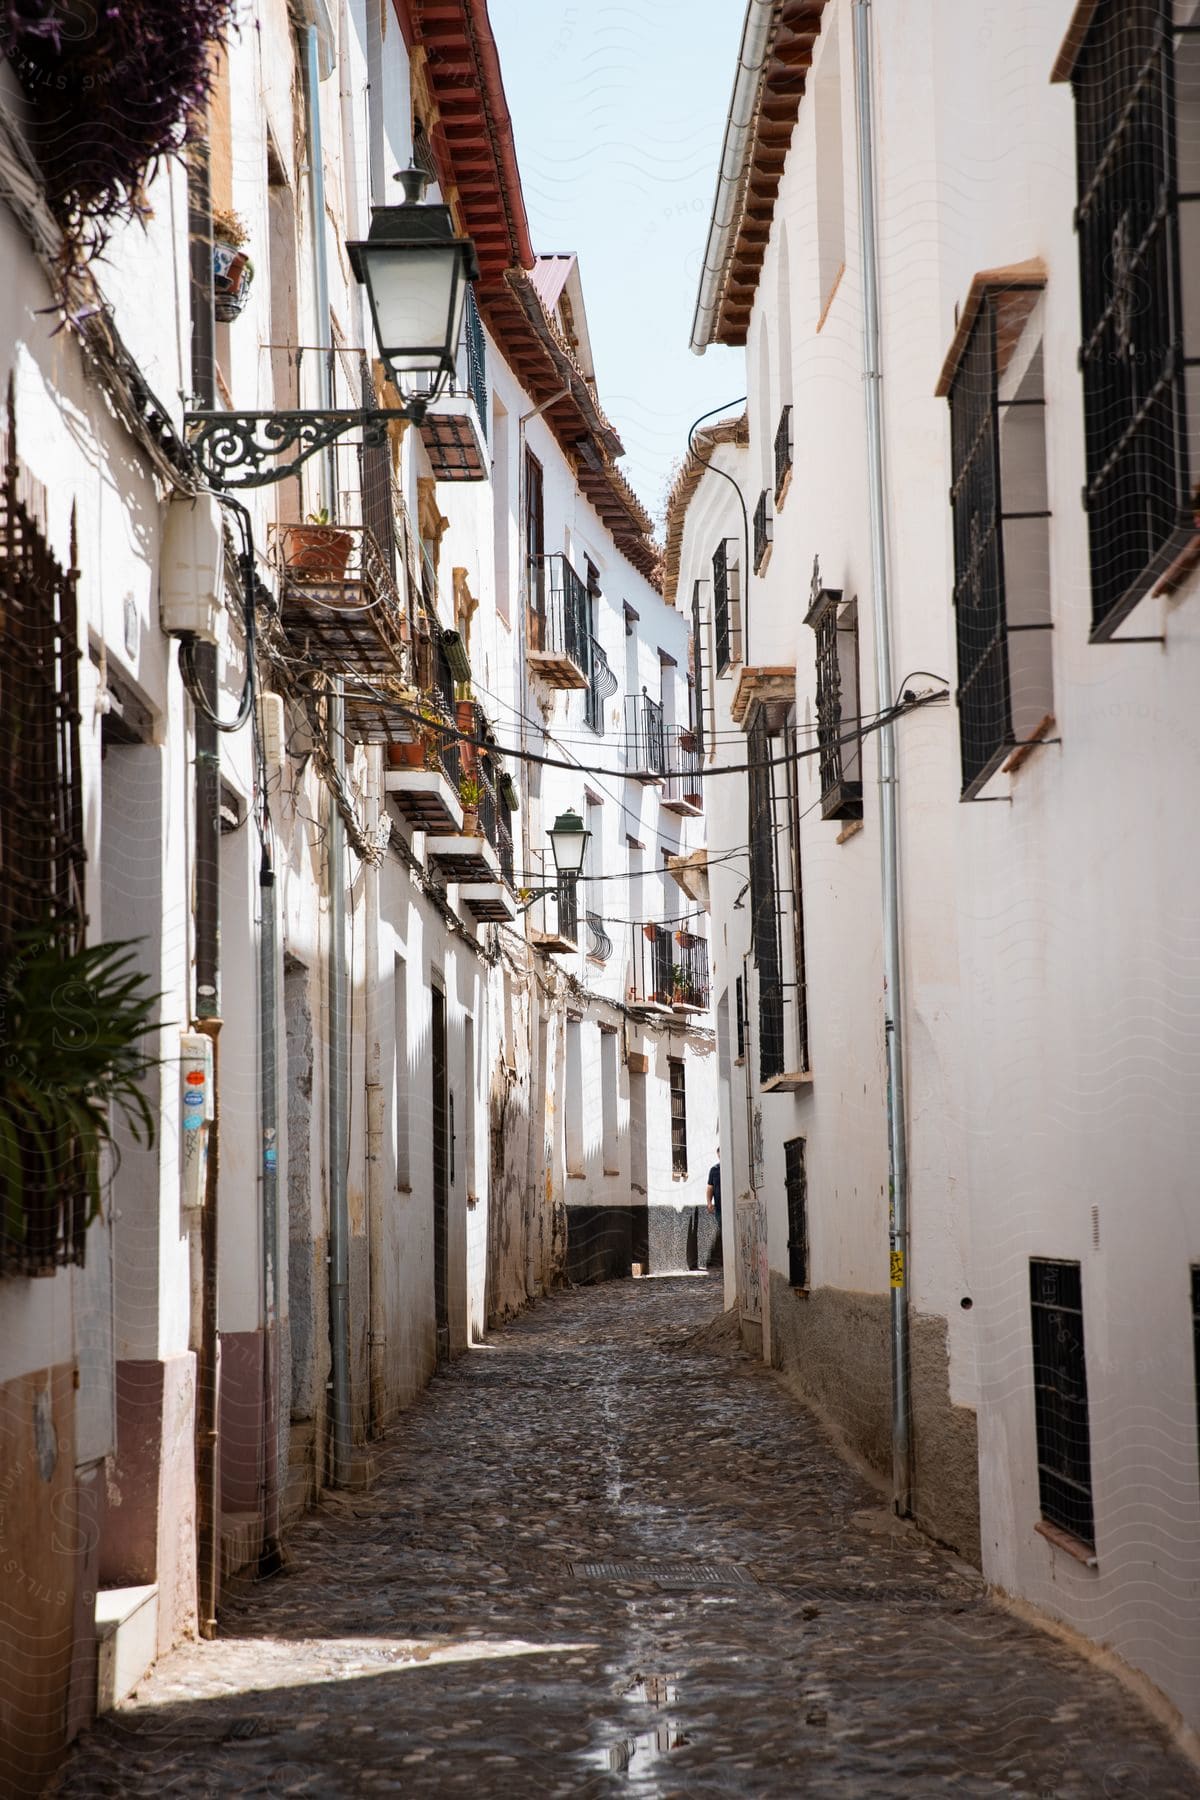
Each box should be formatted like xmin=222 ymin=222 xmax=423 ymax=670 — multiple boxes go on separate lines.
xmin=585 ymin=1675 xmax=685 ymax=1777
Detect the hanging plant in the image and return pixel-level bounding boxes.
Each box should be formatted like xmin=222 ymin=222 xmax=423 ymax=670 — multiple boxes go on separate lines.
xmin=0 ymin=0 xmax=237 ymax=261
xmin=0 ymin=924 xmax=162 ymax=1270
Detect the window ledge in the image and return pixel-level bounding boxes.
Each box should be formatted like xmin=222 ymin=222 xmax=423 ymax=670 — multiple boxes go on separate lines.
xmin=836 ymin=819 xmax=863 ymax=845
xmin=761 ymin=1070 xmax=813 ymax=1094
xmin=1034 ymin=1520 xmax=1097 ymax=1568
xmin=775 ymin=465 xmax=793 ymax=512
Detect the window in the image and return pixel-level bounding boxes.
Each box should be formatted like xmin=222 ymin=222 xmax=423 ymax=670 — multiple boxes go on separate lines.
xmin=394 ymin=956 xmax=410 ymax=1190
xmin=784 ymin=1138 xmax=808 ymax=1288
xmin=564 ymin=1020 xmax=583 ymax=1176
xmin=600 ymin=1028 xmax=620 ymax=1174
xmin=524 ymin=448 xmax=544 ymax=622
xmin=583 ymin=560 xmax=616 ymax=733
xmin=753 ymin=490 xmax=772 ymax=573
xmin=1063 ymin=0 xmax=1200 ymax=636
xmin=669 ymin=1057 xmax=688 ymax=1176
xmin=945 ymin=284 xmax=1053 ymax=797
xmin=1029 ymin=1259 xmax=1095 ymax=1548
xmin=691 ymin=578 xmax=712 ymax=756
xmin=747 ymin=710 xmax=785 ymax=1082
xmin=805 ymin=557 xmax=862 ymax=821
xmin=782 ymin=721 xmax=811 ymax=1074
xmin=774 ymin=405 xmax=793 ymax=503
xmin=0 ymin=407 xmax=88 ymax=1274
xmin=735 ymin=976 xmax=746 ymax=1061
xmin=1192 ymin=1265 xmax=1200 ymax=1462
xmin=713 ymin=538 xmax=742 ymax=675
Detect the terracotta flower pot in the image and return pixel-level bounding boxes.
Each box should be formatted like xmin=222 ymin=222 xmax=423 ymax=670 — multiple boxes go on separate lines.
xmin=285 ymin=525 xmax=354 ymax=582
xmin=455 ymin=699 xmax=478 ymax=774
xmin=461 ymin=804 xmax=479 ymax=836
xmin=387 ymin=738 xmax=425 ymax=770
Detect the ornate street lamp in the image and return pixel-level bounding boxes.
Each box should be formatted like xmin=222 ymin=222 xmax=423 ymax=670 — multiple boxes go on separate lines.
xmin=547 ymin=809 xmax=590 ymax=879
xmin=186 ymin=168 xmax=480 ymax=490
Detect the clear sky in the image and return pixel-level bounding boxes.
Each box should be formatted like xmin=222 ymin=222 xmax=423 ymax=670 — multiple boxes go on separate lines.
xmin=489 ymin=0 xmax=748 ymax=532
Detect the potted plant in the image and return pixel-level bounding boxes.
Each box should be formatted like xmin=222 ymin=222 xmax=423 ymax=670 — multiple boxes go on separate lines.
xmin=670 ymin=963 xmax=693 ymax=1006
xmin=212 ymin=208 xmax=254 ymax=321
xmin=1 ymin=926 xmax=160 ymax=1274
xmin=284 ymin=510 xmax=355 ymax=583
xmin=458 ymin=773 xmax=483 ymax=835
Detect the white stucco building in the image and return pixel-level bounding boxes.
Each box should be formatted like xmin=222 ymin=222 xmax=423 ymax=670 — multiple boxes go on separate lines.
xmin=678 ymin=0 xmax=1200 ymax=1734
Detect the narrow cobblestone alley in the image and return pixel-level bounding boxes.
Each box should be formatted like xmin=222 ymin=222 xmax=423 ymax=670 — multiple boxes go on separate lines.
xmin=50 ymin=1280 xmax=1200 ymax=1799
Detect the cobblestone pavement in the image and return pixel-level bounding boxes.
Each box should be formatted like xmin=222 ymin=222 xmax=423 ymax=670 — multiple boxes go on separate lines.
xmin=50 ymin=1277 xmax=1200 ymax=1798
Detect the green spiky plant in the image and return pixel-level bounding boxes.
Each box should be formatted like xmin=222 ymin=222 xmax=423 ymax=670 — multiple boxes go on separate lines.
xmin=0 ymin=926 xmax=161 ymax=1263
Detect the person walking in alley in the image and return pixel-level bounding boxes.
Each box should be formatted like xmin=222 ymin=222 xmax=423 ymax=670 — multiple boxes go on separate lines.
xmin=706 ymin=1151 xmax=722 ymax=1269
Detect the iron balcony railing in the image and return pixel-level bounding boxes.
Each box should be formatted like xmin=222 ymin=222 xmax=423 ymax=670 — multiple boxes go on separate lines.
xmin=753 ymin=490 xmax=772 ymax=573
xmin=662 ymin=726 xmax=702 ymax=812
xmin=624 ymin=691 xmax=666 ymax=778
xmin=557 ymin=874 xmax=580 ymax=944
xmin=630 ymin=922 xmax=675 ymax=1007
xmin=462 ymin=286 xmax=487 ymax=439
xmin=477 ymin=770 xmax=513 ymax=885
xmin=584 ymin=635 xmax=618 ymax=733
xmin=629 ymin=923 xmax=709 ymax=1009
xmin=528 ymin=551 xmax=591 ymax=677
xmin=774 ymin=403 xmax=793 ymax=501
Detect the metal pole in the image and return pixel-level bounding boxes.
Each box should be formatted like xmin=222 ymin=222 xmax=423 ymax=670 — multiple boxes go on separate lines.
xmin=187 ymin=138 xmax=224 ymax=1638
xmin=303 ymin=21 xmax=352 ymax=1489
xmin=852 ymin=0 xmax=911 ymax=1516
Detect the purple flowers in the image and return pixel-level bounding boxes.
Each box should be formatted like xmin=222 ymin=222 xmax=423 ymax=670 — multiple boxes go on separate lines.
xmin=1 ymin=0 xmax=236 ymax=255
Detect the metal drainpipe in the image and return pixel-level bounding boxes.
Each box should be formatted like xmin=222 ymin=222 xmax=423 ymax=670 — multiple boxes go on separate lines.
xmin=303 ymin=21 xmax=352 ymax=1489
xmin=516 ymin=390 xmax=568 ymax=1297
xmin=852 ymin=0 xmax=911 ymax=1515
xmin=258 ymin=840 xmax=283 ymax=1573
xmin=186 ymin=139 xmax=223 ymax=1639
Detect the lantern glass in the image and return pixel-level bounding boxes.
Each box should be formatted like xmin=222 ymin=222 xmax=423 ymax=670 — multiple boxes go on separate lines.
xmin=548 ymin=809 xmax=590 ymax=878
xmin=349 ymin=201 xmax=479 ymax=393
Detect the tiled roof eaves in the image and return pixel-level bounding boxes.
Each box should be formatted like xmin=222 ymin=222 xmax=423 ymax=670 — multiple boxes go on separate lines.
xmin=661 ymin=416 xmax=749 ymax=607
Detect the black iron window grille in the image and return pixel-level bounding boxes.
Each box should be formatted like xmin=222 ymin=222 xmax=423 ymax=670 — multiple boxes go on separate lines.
xmin=782 ymin=722 xmax=811 ymax=1074
xmin=0 ymin=402 xmax=89 ymax=1274
xmin=785 ymin=1137 xmax=808 ymax=1288
xmin=774 ymin=404 xmax=793 ymax=502
xmin=1030 ymin=1259 xmax=1095 ymax=1548
xmin=690 ymin=579 xmax=710 ymax=756
xmin=735 ymin=976 xmax=746 ymax=1061
xmin=947 ymin=288 xmax=1054 ymax=797
xmin=463 ymin=286 xmax=487 ymax=439
xmin=753 ymin=489 xmax=772 ymax=573
xmin=669 ymin=1057 xmax=688 ymax=1176
xmin=1068 ymin=0 xmax=1200 ymax=637
xmin=713 ymin=538 xmax=742 ymax=675
xmin=585 ymin=911 xmax=613 ymax=961
xmin=747 ymin=710 xmax=785 ymax=1082
xmin=805 ymin=557 xmax=862 ymax=821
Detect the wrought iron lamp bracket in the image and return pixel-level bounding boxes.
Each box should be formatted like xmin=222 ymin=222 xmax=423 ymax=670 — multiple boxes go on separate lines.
xmin=184 ymin=404 xmax=426 ymax=490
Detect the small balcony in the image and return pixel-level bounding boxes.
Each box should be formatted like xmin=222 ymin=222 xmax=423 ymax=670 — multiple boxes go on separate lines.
xmin=528 ymin=553 xmax=591 ymax=689
xmin=272 ymin=522 xmax=412 ymax=745
xmin=624 ymin=692 xmax=666 ymax=783
xmin=418 ymin=288 xmax=488 ymax=481
xmin=459 ymin=761 xmax=518 ymax=922
xmin=528 ymin=865 xmax=579 ymax=954
xmin=382 ymin=640 xmax=464 ymax=835
xmin=629 ymin=923 xmax=710 ymax=1015
xmin=660 ymin=727 xmax=703 ymax=818
xmin=583 ymin=636 xmax=618 ymax=734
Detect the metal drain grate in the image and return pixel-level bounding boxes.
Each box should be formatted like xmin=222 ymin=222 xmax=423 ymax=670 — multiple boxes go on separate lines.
xmin=567 ymin=1559 xmax=757 ymax=1589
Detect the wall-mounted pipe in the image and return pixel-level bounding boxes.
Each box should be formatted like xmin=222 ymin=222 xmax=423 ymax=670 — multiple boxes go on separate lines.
xmin=302 ymin=19 xmax=352 ymax=1489
xmin=852 ymin=0 xmax=911 ymax=1516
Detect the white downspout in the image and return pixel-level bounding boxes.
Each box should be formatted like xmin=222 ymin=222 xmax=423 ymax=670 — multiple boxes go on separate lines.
xmin=852 ymin=0 xmax=911 ymax=1515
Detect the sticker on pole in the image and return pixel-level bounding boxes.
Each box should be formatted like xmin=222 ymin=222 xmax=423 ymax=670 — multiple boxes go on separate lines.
xmin=890 ymin=1250 xmax=905 ymax=1289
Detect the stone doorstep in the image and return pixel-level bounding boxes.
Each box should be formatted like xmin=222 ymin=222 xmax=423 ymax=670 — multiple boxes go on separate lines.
xmin=95 ymin=1584 xmax=158 ymax=1714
